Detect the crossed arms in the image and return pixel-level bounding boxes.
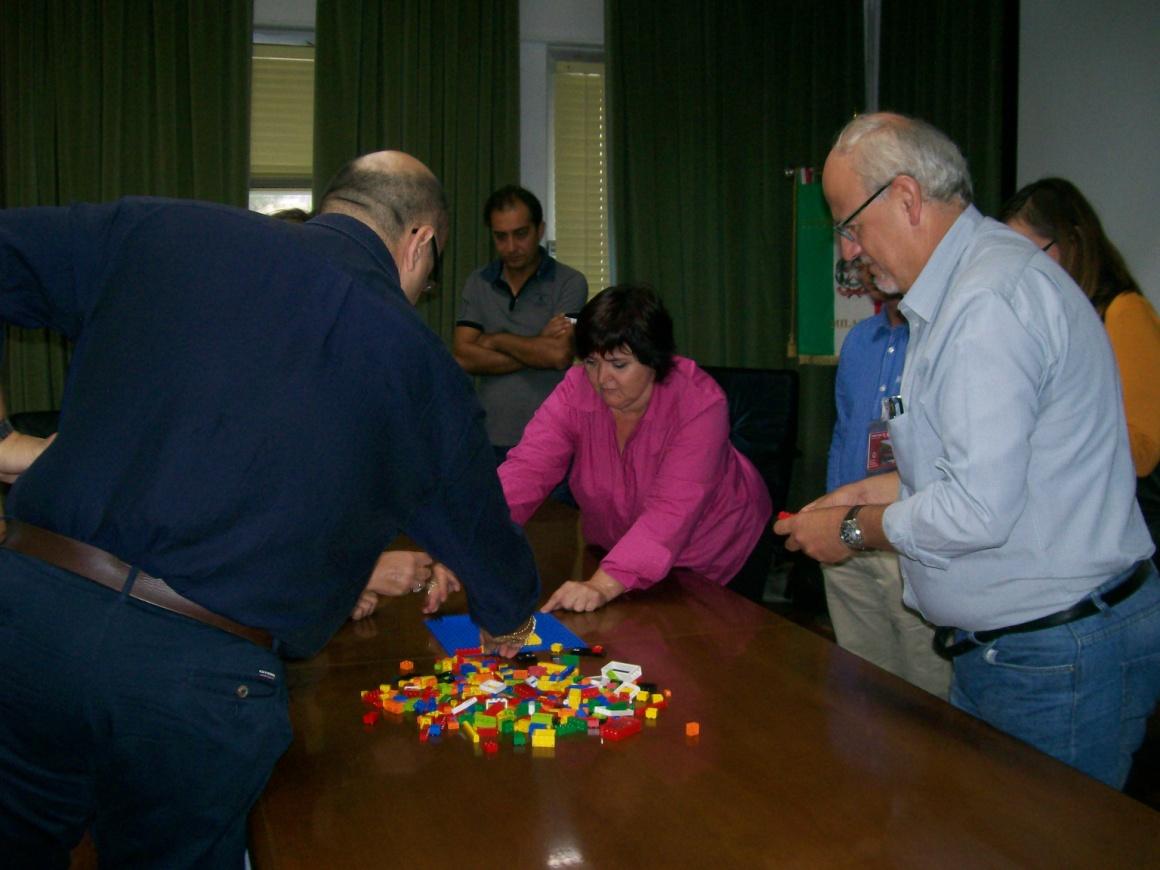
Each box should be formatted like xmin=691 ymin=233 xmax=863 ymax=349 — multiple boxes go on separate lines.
xmin=453 ymin=313 xmax=576 ymax=375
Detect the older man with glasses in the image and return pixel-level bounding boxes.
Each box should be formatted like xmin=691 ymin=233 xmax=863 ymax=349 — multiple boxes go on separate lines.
xmin=777 ymin=112 xmax=1159 ymax=790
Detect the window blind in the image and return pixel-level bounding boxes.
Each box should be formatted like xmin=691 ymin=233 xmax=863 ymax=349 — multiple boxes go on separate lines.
xmin=553 ymin=60 xmax=609 ymax=296
xmin=250 ymin=44 xmax=314 ymax=184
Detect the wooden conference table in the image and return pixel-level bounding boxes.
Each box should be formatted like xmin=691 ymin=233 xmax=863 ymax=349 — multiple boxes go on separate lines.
xmin=248 ymin=501 xmax=1160 ymax=868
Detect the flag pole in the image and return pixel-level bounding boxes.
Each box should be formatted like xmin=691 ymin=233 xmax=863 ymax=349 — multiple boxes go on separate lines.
xmin=785 ymin=166 xmax=799 ymax=359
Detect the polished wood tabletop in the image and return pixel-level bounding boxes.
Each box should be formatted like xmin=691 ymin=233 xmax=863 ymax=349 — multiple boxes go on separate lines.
xmin=248 ymin=501 xmax=1160 ymax=868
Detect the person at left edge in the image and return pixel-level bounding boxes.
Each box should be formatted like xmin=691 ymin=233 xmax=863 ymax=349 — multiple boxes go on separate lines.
xmin=0 ymin=150 xmax=539 ymax=868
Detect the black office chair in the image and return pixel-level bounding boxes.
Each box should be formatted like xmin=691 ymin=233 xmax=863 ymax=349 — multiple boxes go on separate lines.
xmin=9 ymin=410 xmax=60 ymax=438
xmin=702 ymin=367 xmax=798 ymax=516
xmin=702 ymin=366 xmax=799 ymax=601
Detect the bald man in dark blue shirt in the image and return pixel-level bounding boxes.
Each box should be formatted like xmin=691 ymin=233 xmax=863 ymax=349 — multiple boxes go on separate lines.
xmin=0 ymin=151 xmax=539 ymax=866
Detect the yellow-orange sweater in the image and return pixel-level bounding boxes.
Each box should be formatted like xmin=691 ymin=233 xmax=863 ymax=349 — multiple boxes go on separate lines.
xmin=1105 ymin=292 xmax=1160 ymax=476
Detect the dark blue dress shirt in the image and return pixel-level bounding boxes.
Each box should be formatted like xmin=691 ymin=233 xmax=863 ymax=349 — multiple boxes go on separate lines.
xmin=826 ymin=308 xmax=909 ymax=492
xmin=0 ymin=198 xmax=539 ymax=657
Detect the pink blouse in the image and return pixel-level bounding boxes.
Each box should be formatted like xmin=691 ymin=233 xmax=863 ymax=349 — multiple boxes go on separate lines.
xmin=499 ymin=356 xmax=772 ymax=591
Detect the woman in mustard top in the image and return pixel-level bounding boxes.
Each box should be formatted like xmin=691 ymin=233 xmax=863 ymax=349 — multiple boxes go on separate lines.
xmin=1002 ymin=178 xmax=1160 ymax=566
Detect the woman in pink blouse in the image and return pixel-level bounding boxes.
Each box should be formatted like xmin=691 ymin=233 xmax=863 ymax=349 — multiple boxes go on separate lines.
xmin=499 ymin=285 xmax=773 ymax=612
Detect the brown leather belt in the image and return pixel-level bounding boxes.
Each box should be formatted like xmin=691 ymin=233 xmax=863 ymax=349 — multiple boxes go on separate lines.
xmin=0 ymin=519 xmax=273 ymax=650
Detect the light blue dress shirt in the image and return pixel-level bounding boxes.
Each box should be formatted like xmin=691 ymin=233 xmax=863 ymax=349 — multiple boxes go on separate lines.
xmin=883 ymin=206 xmax=1153 ymax=631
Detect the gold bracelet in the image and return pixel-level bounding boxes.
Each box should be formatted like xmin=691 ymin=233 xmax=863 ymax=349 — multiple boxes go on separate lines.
xmin=487 ymin=614 xmax=536 ymax=647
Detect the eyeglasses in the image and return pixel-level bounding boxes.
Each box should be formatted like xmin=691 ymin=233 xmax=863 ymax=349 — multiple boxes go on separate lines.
xmin=833 ymin=179 xmax=894 ymax=243
xmin=1041 ymin=239 xmax=1056 ymax=253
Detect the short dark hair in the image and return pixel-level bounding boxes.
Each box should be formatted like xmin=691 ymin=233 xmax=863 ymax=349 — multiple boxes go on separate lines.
xmin=999 ymin=177 xmax=1140 ymax=316
xmin=318 ymin=161 xmax=448 ymax=242
xmin=269 ymin=207 xmax=311 ymax=224
xmin=575 ymin=285 xmax=676 ymax=382
xmin=483 ymin=185 xmax=543 ymax=228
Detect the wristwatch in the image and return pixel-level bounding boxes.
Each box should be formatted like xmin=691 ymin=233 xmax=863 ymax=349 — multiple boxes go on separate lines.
xmin=839 ymin=505 xmax=867 ymax=551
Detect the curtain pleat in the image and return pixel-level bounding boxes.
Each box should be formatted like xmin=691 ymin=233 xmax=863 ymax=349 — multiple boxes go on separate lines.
xmin=314 ymin=0 xmax=520 ymax=343
xmin=879 ymin=0 xmax=1018 ymax=215
xmin=0 ymin=0 xmax=252 ymax=413
xmin=605 ymin=0 xmax=864 ymax=503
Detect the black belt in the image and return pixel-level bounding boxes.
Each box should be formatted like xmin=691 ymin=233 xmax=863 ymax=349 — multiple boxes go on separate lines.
xmin=933 ymin=560 xmax=1151 ymax=660
xmin=0 ymin=519 xmax=273 ymax=650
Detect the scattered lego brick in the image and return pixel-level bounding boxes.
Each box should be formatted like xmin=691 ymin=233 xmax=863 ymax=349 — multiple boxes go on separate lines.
xmin=359 ymin=649 xmax=675 ymax=755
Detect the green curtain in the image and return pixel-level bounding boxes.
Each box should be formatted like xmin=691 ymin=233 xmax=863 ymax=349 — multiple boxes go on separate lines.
xmin=0 ymin=0 xmax=252 ymax=414
xmin=606 ymin=0 xmax=863 ymax=505
xmin=313 ymin=0 xmax=520 ymax=343
xmin=878 ymin=0 xmax=1019 ymax=215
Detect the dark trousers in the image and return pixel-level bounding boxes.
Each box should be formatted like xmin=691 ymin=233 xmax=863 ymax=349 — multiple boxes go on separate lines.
xmin=0 ymin=550 xmax=292 ymax=869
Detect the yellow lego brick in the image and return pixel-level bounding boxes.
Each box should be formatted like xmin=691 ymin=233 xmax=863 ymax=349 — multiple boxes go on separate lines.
xmin=531 ymin=728 xmax=556 ymax=748
xmin=462 ymin=721 xmax=480 ymax=743
xmin=645 ymin=707 xmax=659 ymax=720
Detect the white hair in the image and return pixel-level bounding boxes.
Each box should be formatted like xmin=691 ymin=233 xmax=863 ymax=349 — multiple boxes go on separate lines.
xmin=833 ymin=113 xmax=973 ymax=206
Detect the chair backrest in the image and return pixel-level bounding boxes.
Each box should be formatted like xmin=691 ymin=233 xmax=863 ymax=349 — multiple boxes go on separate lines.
xmin=702 ymin=366 xmax=799 ymax=513
xmin=9 ymin=410 xmax=60 ymax=438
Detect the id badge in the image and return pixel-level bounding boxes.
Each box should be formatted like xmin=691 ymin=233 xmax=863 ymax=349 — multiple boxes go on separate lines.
xmin=866 ymin=419 xmax=897 ymax=474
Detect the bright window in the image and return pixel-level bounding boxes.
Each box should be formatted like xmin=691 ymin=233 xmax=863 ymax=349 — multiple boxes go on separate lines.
xmin=250 ymin=42 xmax=314 ymax=213
xmin=552 ymin=59 xmax=609 ymax=296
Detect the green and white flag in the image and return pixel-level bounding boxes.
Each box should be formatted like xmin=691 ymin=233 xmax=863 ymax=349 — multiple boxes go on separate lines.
xmin=792 ymin=169 xmax=876 ymax=363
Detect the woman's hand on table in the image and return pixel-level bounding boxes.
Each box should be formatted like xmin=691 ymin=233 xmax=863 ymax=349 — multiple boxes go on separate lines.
xmin=349 ymin=550 xmax=461 ymax=620
xmin=540 ymin=569 xmax=626 ymax=613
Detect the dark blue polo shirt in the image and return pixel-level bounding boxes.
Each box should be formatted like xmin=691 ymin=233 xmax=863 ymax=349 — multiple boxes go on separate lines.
xmin=0 ymin=198 xmax=539 ymax=657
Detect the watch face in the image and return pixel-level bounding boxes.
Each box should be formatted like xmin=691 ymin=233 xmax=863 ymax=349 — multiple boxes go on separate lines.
xmin=840 ymin=519 xmax=862 ymax=549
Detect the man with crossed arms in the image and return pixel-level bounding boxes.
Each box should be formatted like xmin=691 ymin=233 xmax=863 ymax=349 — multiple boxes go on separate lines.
xmin=454 ymin=185 xmax=588 ymax=462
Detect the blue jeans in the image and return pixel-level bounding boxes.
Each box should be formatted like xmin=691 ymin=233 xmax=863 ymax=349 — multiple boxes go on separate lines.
xmin=950 ymin=561 xmax=1160 ymax=788
xmin=0 ymin=550 xmax=292 ymax=868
